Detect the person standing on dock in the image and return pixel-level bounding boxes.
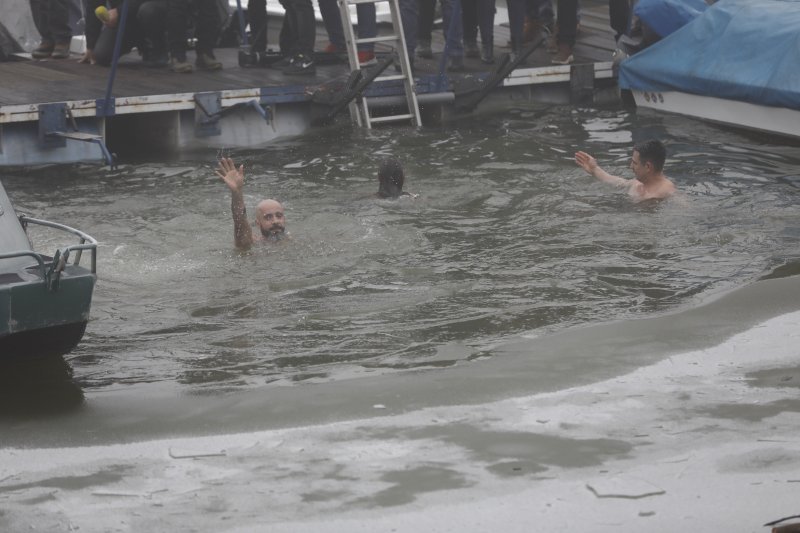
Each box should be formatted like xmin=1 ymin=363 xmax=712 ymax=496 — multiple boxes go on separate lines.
xmin=217 ymin=157 xmax=288 ymax=250
xmin=166 ymin=0 xmax=223 ymax=73
xmin=574 ymin=139 xmax=676 ymax=202
xmin=276 ymin=0 xmax=317 ymax=75
xmin=29 ymin=0 xmax=73 ymax=59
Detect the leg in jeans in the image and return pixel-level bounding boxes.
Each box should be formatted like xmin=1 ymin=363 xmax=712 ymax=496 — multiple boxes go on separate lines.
xmin=440 ymin=0 xmax=463 ymax=58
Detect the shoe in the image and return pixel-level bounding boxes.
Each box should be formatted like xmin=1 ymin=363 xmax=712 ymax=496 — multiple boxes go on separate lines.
xmin=51 ymin=42 xmax=70 ymax=59
xmin=464 ymin=42 xmax=479 ymax=58
xmin=447 ymin=55 xmax=465 ymax=72
xmin=552 ymin=43 xmax=573 ymax=64
xmin=416 ymin=40 xmax=432 ymax=59
xmin=170 ymin=56 xmax=194 ymax=73
xmin=196 ymin=51 xmax=222 ymax=70
xmin=270 ymin=55 xmax=292 ymax=69
xmin=324 ymin=42 xmax=341 ymax=53
xmin=282 ymin=52 xmax=315 ymax=75
xmin=32 ymin=41 xmax=54 ymax=59
xmin=358 ymin=50 xmax=376 ymax=66
xmin=480 ymin=43 xmax=494 ymax=64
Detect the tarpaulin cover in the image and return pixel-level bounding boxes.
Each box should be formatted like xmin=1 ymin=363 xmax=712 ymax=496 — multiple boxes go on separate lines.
xmin=634 ymin=0 xmax=708 ymax=38
xmin=619 ymin=0 xmax=800 ymax=110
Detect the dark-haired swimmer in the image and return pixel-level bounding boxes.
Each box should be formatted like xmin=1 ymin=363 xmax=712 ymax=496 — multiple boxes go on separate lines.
xmin=376 ymin=157 xmax=417 ymax=199
xmin=217 ymin=157 xmax=287 ymax=250
xmin=575 ymin=139 xmax=676 ymax=202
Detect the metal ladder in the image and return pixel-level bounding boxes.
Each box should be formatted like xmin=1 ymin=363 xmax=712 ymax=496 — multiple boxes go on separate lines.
xmin=336 ymin=0 xmax=422 ymax=127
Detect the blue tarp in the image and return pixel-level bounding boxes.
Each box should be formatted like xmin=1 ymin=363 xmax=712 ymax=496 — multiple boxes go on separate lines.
xmin=634 ymin=0 xmax=707 ymax=38
xmin=619 ymin=0 xmax=800 ymax=110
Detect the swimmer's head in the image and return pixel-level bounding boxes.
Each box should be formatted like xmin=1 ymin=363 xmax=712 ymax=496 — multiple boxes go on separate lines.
xmin=377 ymin=157 xmax=405 ymax=198
xmin=632 ymin=139 xmax=666 ymax=174
xmin=255 ymin=199 xmax=286 ymax=238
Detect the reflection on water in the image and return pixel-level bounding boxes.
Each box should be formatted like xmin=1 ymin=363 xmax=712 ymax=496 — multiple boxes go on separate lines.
xmin=0 ymin=356 xmax=84 ymax=416
xmin=2 ymin=104 xmax=799 ymax=405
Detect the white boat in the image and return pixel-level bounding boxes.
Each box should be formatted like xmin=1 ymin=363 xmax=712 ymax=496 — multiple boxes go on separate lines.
xmin=619 ymin=0 xmax=800 ymax=141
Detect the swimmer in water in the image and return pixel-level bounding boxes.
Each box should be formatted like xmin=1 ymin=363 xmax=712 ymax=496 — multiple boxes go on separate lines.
xmin=216 ymin=157 xmax=287 ymax=250
xmin=376 ymin=157 xmax=417 ymax=199
xmin=575 ymin=139 xmax=676 ymax=202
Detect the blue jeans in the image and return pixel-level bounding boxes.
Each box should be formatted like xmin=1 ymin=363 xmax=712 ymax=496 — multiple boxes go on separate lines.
xmin=318 ymin=0 xmax=377 ymax=51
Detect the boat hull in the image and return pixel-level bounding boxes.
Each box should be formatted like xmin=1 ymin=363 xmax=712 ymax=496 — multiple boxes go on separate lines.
xmin=0 ymin=267 xmax=95 ymax=359
xmin=631 ymin=90 xmax=800 ymax=141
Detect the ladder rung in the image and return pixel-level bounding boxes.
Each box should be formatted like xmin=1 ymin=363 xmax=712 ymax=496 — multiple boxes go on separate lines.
xmin=356 ymin=35 xmax=399 ymax=44
xmin=345 ymin=0 xmax=390 ymax=4
xmin=374 ymin=74 xmax=407 ymax=82
xmin=369 ymin=114 xmax=415 ymax=124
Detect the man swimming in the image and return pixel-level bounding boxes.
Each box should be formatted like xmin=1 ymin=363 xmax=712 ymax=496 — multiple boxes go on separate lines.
xmin=217 ymin=157 xmax=287 ymax=250
xmin=575 ymin=139 xmax=676 ymax=202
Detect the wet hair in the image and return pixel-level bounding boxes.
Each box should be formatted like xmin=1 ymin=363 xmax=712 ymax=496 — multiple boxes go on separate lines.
xmin=377 ymin=157 xmax=405 ymax=198
xmin=633 ymin=139 xmax=667 ymax=172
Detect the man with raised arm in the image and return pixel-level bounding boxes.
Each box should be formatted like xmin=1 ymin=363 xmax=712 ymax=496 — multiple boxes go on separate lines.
xmin=217 ymin=157 xmax=287 ymax=250
xmin=575 ymin=139 xmax=676 ymax=202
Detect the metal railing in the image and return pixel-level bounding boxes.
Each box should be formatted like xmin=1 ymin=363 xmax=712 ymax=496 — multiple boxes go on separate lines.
xmin=0 ymin=217 xmax=98 ymax=283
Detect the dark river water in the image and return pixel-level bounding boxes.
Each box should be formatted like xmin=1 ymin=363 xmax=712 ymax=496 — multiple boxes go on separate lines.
xmin=2 ymin=103 xmax=799 ymax=422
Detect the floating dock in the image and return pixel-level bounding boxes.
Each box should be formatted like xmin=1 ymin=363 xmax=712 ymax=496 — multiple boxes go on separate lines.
xmin=0 ymin=0 xmax=619 ymax=166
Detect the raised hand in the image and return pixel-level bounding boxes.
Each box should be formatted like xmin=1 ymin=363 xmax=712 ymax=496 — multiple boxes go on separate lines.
xmin=216 ymin=157 xmax=245 ymax=193
xmin=575 ymin=151 xmax=598 ymax=175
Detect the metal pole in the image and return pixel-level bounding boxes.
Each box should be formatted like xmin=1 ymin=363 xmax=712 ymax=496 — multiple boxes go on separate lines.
xmin=101 ymin=0 xmax=130 ymax=116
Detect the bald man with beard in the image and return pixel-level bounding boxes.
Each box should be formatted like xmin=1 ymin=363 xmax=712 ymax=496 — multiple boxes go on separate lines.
xmin=217 ymin=157 xmax=288 ymax=250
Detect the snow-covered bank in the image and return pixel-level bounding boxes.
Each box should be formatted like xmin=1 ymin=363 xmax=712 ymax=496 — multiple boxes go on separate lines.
xmin=2 ymin=302 xmax=799 ymax=532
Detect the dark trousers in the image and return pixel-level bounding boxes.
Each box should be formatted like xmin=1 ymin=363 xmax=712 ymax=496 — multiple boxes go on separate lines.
xmin=461 ymin=0 xmax=494 ymax=46
xmin=277 ymin=0 xmax=315 ymax=56
xmin=29 ymin=0 xmax=73 ymax=44
xmin=167 ymin=0 xmax=221 ymax=57
xmin=94 ymin=0 xmax=167 ymax=65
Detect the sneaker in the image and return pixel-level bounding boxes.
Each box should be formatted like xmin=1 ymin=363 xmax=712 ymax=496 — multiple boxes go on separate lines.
xmin=464 ymin=42 xmax=479 ymax=58
xmin=196 ymin=51 xmax=222 ymax=70
xmin=170 ymin=56 xmax=194 ymax=73
xmin=324 ymin=42 xmax=341 ymax=53
xmin=358 ymin=50 xmax=376 ymax=66
xmin=282 ymin=53 xmax=315 ymax=75
xmin=270 ymin=55 xmax=292 ymax=69
xmin=51 ymin=42 xmax=71 ymax=59
xmin=416 ymin=40 xmax=432 ymax=59
xmin=32 ymin=41 xmax=54 ymax=59
xmin=480 ymin=43 xmax=494 ymax=64
xmin=551 ymin=43 xmax=573 ymax=65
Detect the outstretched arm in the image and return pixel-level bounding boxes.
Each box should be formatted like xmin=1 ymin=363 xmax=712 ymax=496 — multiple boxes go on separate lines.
xmin=575 ymin=151 xmax=630 ymax=188
xmin=216 ymin=157 xmax=254 ymax=250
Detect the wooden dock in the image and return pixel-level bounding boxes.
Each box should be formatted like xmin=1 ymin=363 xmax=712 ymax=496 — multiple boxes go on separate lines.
xmin=0 ymin=0 xmax=619 ymax=166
